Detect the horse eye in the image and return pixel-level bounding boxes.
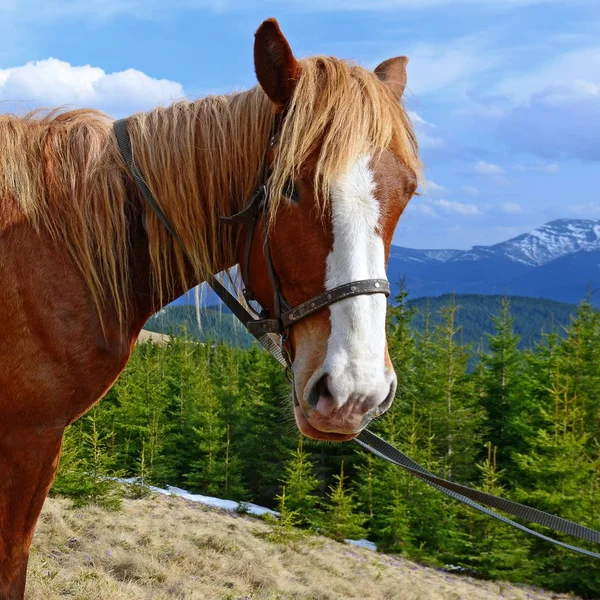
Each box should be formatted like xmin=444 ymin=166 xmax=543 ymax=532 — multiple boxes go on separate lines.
xmin=283 ymin=180 xmax=300 ymax=204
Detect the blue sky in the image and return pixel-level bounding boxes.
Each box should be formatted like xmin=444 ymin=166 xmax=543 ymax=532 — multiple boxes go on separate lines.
xmin=0 ymin=1 xmax=598 ymax=249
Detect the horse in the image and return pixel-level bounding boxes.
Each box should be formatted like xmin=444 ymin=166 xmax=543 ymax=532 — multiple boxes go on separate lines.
xmin=0 ymin=18 xmax=420 ymax=599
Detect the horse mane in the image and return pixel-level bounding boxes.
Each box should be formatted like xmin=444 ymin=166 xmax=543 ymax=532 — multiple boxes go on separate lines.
xmin=0 ymin=56 xmax=420 ymax=326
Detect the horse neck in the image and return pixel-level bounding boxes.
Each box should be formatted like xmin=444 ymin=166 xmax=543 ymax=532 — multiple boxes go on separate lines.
xmin=125 ymin=95 xmax=271 ymax=331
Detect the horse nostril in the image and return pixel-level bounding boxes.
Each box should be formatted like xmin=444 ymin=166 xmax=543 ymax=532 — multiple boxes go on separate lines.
xmin=376 ymin=382 xmax=396 ymax=416
xmin=307 ymin=373 xmax=332 ymax=409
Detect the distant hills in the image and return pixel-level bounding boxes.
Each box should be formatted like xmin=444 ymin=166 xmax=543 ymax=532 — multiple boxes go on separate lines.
xmin=145 ymin=294 xmax=577 ymax=350
xmin=389 ymin=219 xmax=600 ymax=304
xmin=144 ymin=305 xmax=254 ymax=348
xmin=407 ymin=294 xmax=575 ymax=349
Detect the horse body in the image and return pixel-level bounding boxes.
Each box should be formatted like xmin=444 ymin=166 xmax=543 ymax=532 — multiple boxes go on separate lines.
xmin=0 ymin=182 xmax=137 ymax=599
xmin=0 ymin=19 xmax=419 ymax=598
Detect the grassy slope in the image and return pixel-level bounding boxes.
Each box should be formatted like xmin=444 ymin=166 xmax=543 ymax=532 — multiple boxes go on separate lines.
xmin=28 ymin=494 xmax=578 ymax=600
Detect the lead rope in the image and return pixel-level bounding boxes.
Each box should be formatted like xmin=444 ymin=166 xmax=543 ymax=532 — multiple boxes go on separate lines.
xmin=113 ymin=118 xmax=600 ymax=560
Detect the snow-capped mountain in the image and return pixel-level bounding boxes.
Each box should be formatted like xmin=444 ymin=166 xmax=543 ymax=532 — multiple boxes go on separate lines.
xmin=457 ymin=219 xmax=600 ymax=267
xmin=388 ymin=219 xmax=600 ymax=303
xmin=392 ymin=219 xmax=600 ymax=267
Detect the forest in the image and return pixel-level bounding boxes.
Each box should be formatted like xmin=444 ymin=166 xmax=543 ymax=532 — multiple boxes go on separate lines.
xmin=52 ymin=289 xmax=600 ymax=598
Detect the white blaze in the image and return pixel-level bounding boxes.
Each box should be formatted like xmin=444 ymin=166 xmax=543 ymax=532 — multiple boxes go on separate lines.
xmin=319 ymin=153 xmax=393 ymax=408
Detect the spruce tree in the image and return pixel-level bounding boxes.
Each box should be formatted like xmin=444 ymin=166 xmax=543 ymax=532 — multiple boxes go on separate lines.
xmin=476 ymin=297 xmax=528 ymax=466
xmin=280 ymin=436 xmax=320 ymax=526
xmin=321 ymin=462 xmax=366 ymax=542
xmin=449 ymin=442 xmax=533 ymax=581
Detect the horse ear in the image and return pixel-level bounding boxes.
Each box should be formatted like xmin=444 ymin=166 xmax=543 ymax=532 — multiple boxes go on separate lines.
xmin=374 ymin=56 xmax=409 ymax=100
xmin=254 ymin=18 xmax=300 ymax=108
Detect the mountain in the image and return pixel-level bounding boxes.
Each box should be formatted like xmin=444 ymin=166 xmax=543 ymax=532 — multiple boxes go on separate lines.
xmin=407 ymin=294 xmax=575 ymax=350
xmin=389 ymin=219 xmax=600 ymax=303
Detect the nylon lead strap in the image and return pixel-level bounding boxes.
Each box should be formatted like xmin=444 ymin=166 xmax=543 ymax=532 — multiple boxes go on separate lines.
xmin=113 ymin=117 xmax=600 ymax=560
xmin=210 ymin=278 xmax=600 ymax=560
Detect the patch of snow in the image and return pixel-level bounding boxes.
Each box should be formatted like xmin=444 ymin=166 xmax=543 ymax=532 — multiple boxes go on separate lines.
xmin=389 ymin=248 xmax=462 ymax=263
xmin=152 ymin=485 xmax=278 ymax=516
xmin=345 ymin=538 xmax=377 ymax=551
xmin=391 ymin=219 xmax=600 ymax=268
xmin=118 ymin=479 xmax=277 ymax=517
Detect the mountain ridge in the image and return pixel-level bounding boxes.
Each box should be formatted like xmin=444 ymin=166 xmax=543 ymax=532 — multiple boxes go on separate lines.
xmin=388 ymin=218 xmax=600 ymax=304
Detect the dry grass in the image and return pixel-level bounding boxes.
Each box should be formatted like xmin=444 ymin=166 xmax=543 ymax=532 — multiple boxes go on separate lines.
xmin=27 ymin=494 xmax=578 ymax=600
xmin=136 ymin=330 xmax=171 ymax=345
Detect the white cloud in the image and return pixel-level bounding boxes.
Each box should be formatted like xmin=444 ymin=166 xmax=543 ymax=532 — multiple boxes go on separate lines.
xmin=404 ymin=40 xmax=494 ymax=96
xmin=434 ymin=198 xmax=481 ymax=216
xmin=495 ymin=79 xmax=600 ymax=161
xmin=416 ymin=203 xmax=439 ymax=216
xmin=0 ymin=58 xmax=184 ymax=116
xmin=515 ymin=161 xmax=560 ymax=174
xmin=408 ymin=110 xmax=447 ymax=150
xmin=472 ymin=160 xmax=505 ymax=176
xmin=408 ymin=111 xmax=434 ymax=128
xmin=461 ymin=185 xmax=480 ymax=196
xmin=500 ymin=202 xmax=522 ymax=214
xmin=424 ymin=180 xmax=447 ymax=194
xmin=497 ymin=47 xmax=600 ymax=102
xmin=419 ymin=132 xmax=446 ymax=149
xmin=569 ymin=203 xmax=600 ymax=215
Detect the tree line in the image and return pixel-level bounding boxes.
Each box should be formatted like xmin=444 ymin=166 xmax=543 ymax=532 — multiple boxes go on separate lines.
xmin=52 ymin=288 xmax=600 ymax=598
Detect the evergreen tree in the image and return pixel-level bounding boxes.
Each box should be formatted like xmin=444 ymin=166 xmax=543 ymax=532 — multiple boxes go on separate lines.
xmin=265 ymin=486 xmax=307 ymax=544
xmin=476 ymin=297 xmax=528 ymax=465
xmin=558 ymin=296 xmax=600 ymax=439
xmin=184 ymin=379 xmax=246 ymax=499
xmin=280 ymin=436 xmax=320 ymax=526
xmin=514 ymin=370 xmax=600 ymax=596
xmin=321 ymin=462 xmax=366 ymax=542
xmin=235 ymin=346 xmax=295 ymax=505
xmin=449 ymin=442 xmax=533 ymax=581
xmin=53 ymin=409 xmax=123 ymax=509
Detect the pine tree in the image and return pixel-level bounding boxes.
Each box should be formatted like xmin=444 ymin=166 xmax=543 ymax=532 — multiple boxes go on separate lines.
xmin=558 ymin=296 xmax=600 ymax=439
xmin=55 ymin=408 xmax=123 ymax=509
xmin=280 ymin=436 xmax=320 ymax=526
xmin=184 ymin=381 xmax=246 ymax=498
xmin=476 ymin=297 xmax=528 ymax=466
xmin=51 ymin=423 xmax=90 ymax=503
xmin=449 ymin=442 xmax=533 ymax=580
xmin=265 ymin=486 xmax=307 ymax=544
xmin=514 ymin=368 xmax=600 ymax=596
xmin=235 ymin=346 xmax=295 ymax=505
xmin=321 ymin=462 xmax=366 ymax=542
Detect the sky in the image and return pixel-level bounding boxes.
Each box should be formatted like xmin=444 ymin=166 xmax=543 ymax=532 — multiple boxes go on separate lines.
xmin=0 ymin=1 xmax=598 ymax=249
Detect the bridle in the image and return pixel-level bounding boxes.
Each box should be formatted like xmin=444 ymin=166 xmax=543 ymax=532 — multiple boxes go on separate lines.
xmin=219 ymin=115 xmax=390 ymax=346
xmin=114 ymin=115 xmax=390 ymax=365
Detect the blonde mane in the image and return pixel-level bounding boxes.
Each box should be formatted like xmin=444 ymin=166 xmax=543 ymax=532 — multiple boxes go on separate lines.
xmin=0 ymin=56 xmax=420 ymax=326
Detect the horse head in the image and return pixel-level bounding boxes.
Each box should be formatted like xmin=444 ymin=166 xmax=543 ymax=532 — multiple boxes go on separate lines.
xmin=239 ymin=19 xmax=420 ymax=441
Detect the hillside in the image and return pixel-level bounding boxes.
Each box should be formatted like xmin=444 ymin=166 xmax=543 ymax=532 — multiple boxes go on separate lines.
xmin=146 ymin=295 xmax=577 ymax=350
xmin=144 ymin=305 xmax=254 ymax=347
xmin=27 ymin=494 xmax=577 ymax=600
xmin=407 ymin=294 xmax=576 ymax=349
